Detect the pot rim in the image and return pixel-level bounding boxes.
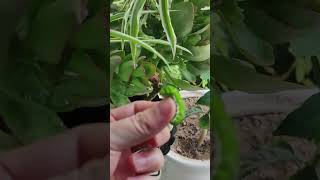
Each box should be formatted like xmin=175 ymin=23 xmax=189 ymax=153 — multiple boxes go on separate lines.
xmin=159 ymin=89 xmax=210 ymax=167
xmin=222 ymin=88 xmax=319 ymax=117
xmin=166 ymin=150 xmax=210 ymax=167
xmin=158 ymin=89 xmax=210 ymax=99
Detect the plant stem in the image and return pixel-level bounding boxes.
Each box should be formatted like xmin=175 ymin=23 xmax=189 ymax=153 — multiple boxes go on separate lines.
xmin=197 ymin=129 xmax=208 ymax=148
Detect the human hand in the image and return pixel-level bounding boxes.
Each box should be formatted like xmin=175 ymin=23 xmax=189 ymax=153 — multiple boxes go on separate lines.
xmin=110 ymin=99 xmax=176 ymax=180
xmin=0 ymin=123 xmax=107 ymax=180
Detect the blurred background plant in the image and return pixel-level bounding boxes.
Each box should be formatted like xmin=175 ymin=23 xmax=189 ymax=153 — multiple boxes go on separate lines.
xmin=213 ymin=0 xmax=320 ymax=179
xmin=0 ymin=0 xmax=106 ymax=152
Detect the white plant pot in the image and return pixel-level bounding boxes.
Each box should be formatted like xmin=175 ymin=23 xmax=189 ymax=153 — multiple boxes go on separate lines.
xmin=161 ymin=150 xmax=210 ymax=180
xmin=158 ymin=88 xmax=320 ymax=180
xmin=159 ymin=89 xmax=210 ymax=180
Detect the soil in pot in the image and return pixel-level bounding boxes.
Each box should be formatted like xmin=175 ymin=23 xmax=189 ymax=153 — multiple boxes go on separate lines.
xmin=171 ymin=97 xmax=210 ymax=160
xmin=234 ymin=113 xmax=317 ymax=180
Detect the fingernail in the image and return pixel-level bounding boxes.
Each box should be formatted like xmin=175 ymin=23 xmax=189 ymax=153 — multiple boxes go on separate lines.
xmin=159 ymin=98 xmax=176 ymax=123
xmin=130 ymin=150 xmax=161 ymax=173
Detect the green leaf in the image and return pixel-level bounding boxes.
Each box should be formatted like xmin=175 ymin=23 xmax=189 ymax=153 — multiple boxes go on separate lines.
xmin=126 ymin=77 xmax=152 ymax=96
xmin=0 ymin=90 xmax=65 ymax=144
xmin=290 ymin=30 xmax=320 ymax=57
xmin=0 ymin=62 xmax=51 ymax=106
xmin=197 ymin=91 xmax=210 ymax=106
xmin=171 ymin=2 xmax=194 ymax=38
xmin=49 ymin=78 xmax=107 ymax=112
xmin=185 ymin=106 xmax=204 ymax=118
xmin=71 ymin=13 xmax=106 ymax=52
xmin=111 ymin=91 xmax=130 ymax=107
xmin=110 ymin=38 xmax=193 ymax=55
xmin=187 ymin=60 xmax=210 ymax=76
xmin=213 ymin=55 xmax=303 ymax=93
xmin=142 ymin=62 xmax=156 ymax=78
xmin=118 ymin=60 xmax=134 ymax=82
xmin=169 ymin=77 xmax=202 ymax=91
xmin=199 ymin=113 xmax=209 ymax=129
xmin=110 ymin=55 xmax=122 ymax=80
xmin=27 ymin=0 xmax=83 ymax=64
xmin=68 ymin=51 xmax=107 ymax=85
xmin=274 ymin=93 xmax=320 ymax=142
xmin=241 ymin=1 xmax=301 ymax=43
xmin=183 ymin=44 xmax=210 ymax=62
xmin=181 ymin=68 xmax=197 ymax=83
xmin=190 ymin=0 xmax=209 ymax=9
xmin=219 ymin=0 xmax=244 ymax=24
xmin=213 ymin=89 xmax=240 ymax=179
xmin=295 ymin=58 xmax=307 ymax=83
xmin=110 ymin=30 xmax=170 ymax=67
xmin=260 ymin=0 xmax=320 ymax=30
xmin=132 ymin=66 xmax=145 ymax=78
xmin=229 ymin=23 xmax=275 ymax=66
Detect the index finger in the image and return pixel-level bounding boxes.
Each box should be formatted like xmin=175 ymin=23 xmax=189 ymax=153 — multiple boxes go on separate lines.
xmin=0 ymin=123 xmax=107 ymax=180
xmin=111 ymin=101 xmax=157 ymax=121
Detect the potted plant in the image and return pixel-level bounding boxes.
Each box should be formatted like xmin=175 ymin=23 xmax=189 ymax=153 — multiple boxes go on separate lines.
xmin=160 ymin=90 xmax=210 ymax=180
xmin=110 ymin=0 xmax=210 ymax=179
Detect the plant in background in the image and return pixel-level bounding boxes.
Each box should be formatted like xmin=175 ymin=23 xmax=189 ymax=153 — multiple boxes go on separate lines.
xmin=0 ymin=0 xmax=106 ymax=152
xmin=213 ymin=0 xmax=320 ymax=179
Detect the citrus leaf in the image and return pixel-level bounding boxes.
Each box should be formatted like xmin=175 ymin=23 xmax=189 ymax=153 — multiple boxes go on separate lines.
xmin=213 ymin=55 xmax=303 ymax=93
xmin=0 ymin=90 xmax=65 ymax=144
xmin=229 ymin=23 xmax=275 ymax=66
xmin=199 ymin=113 xmax=209 ymax=129
xmin=197 ymin=91 xmax=210 ymax=106
xmin=274 ymin=92 xmax=320 ymax=142
xmin=171 ymin=2 xmax=194 ymax=38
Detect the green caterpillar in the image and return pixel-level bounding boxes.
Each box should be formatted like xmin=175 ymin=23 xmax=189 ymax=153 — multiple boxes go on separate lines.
xmin=160 ymin=84 xmax=185 ymax=126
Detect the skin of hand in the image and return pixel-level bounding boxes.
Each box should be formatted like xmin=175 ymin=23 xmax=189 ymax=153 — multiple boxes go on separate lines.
xmin=0 ymin=123 xmax=108 ymax=180
xmin=0 ymin=98 xmax=175 ymax=180
xmin=110 ymin=98 xmax=176 ymax=180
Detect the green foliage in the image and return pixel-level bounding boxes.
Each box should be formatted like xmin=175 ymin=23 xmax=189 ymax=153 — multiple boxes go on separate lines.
xmin=212 ymin=87 xmax=239 ymax=180
xmin=0 ymin=0 xmax=106 ymax=150
xmin=274 ymin=93 xmax=320 ymax=142
xmin=110 ymin=0 xmax=210 ymax=107
xmin=214 ymin=0 xmax=320 ymax=179
xmin=214 ymin=0 xmax=320 ymax=91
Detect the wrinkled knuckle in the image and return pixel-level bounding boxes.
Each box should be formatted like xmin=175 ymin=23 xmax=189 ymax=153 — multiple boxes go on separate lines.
xmin=132 ymin=113 xmax=153 ymax=136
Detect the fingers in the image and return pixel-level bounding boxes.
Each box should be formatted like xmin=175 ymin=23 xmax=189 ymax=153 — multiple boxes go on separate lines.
xmin=111 ymin=101 xmax=157 ymax=121
xmin=47 ymin=158 xmax=107 ymax=180
xmin=132 ymin=127 xmax=170 ymax=151
xmin=0 ymin=123 xmax=107 ymax=180
xmin=127 ymin=175 xmax=158 ymax=180
xmin=129 ymin=148 xmax=164 ymax=174
xmin=110 ymin=98 xmax=176 ymax=150
xmin=152 ymin=127 xmax=170 ymax=147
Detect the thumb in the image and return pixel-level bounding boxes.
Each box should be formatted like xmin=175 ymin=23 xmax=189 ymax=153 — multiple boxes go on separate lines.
xmin=47 ymin=158 xmax=107 ymax=180
xmin=110 ymin=98 xmax=176 ymax=150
